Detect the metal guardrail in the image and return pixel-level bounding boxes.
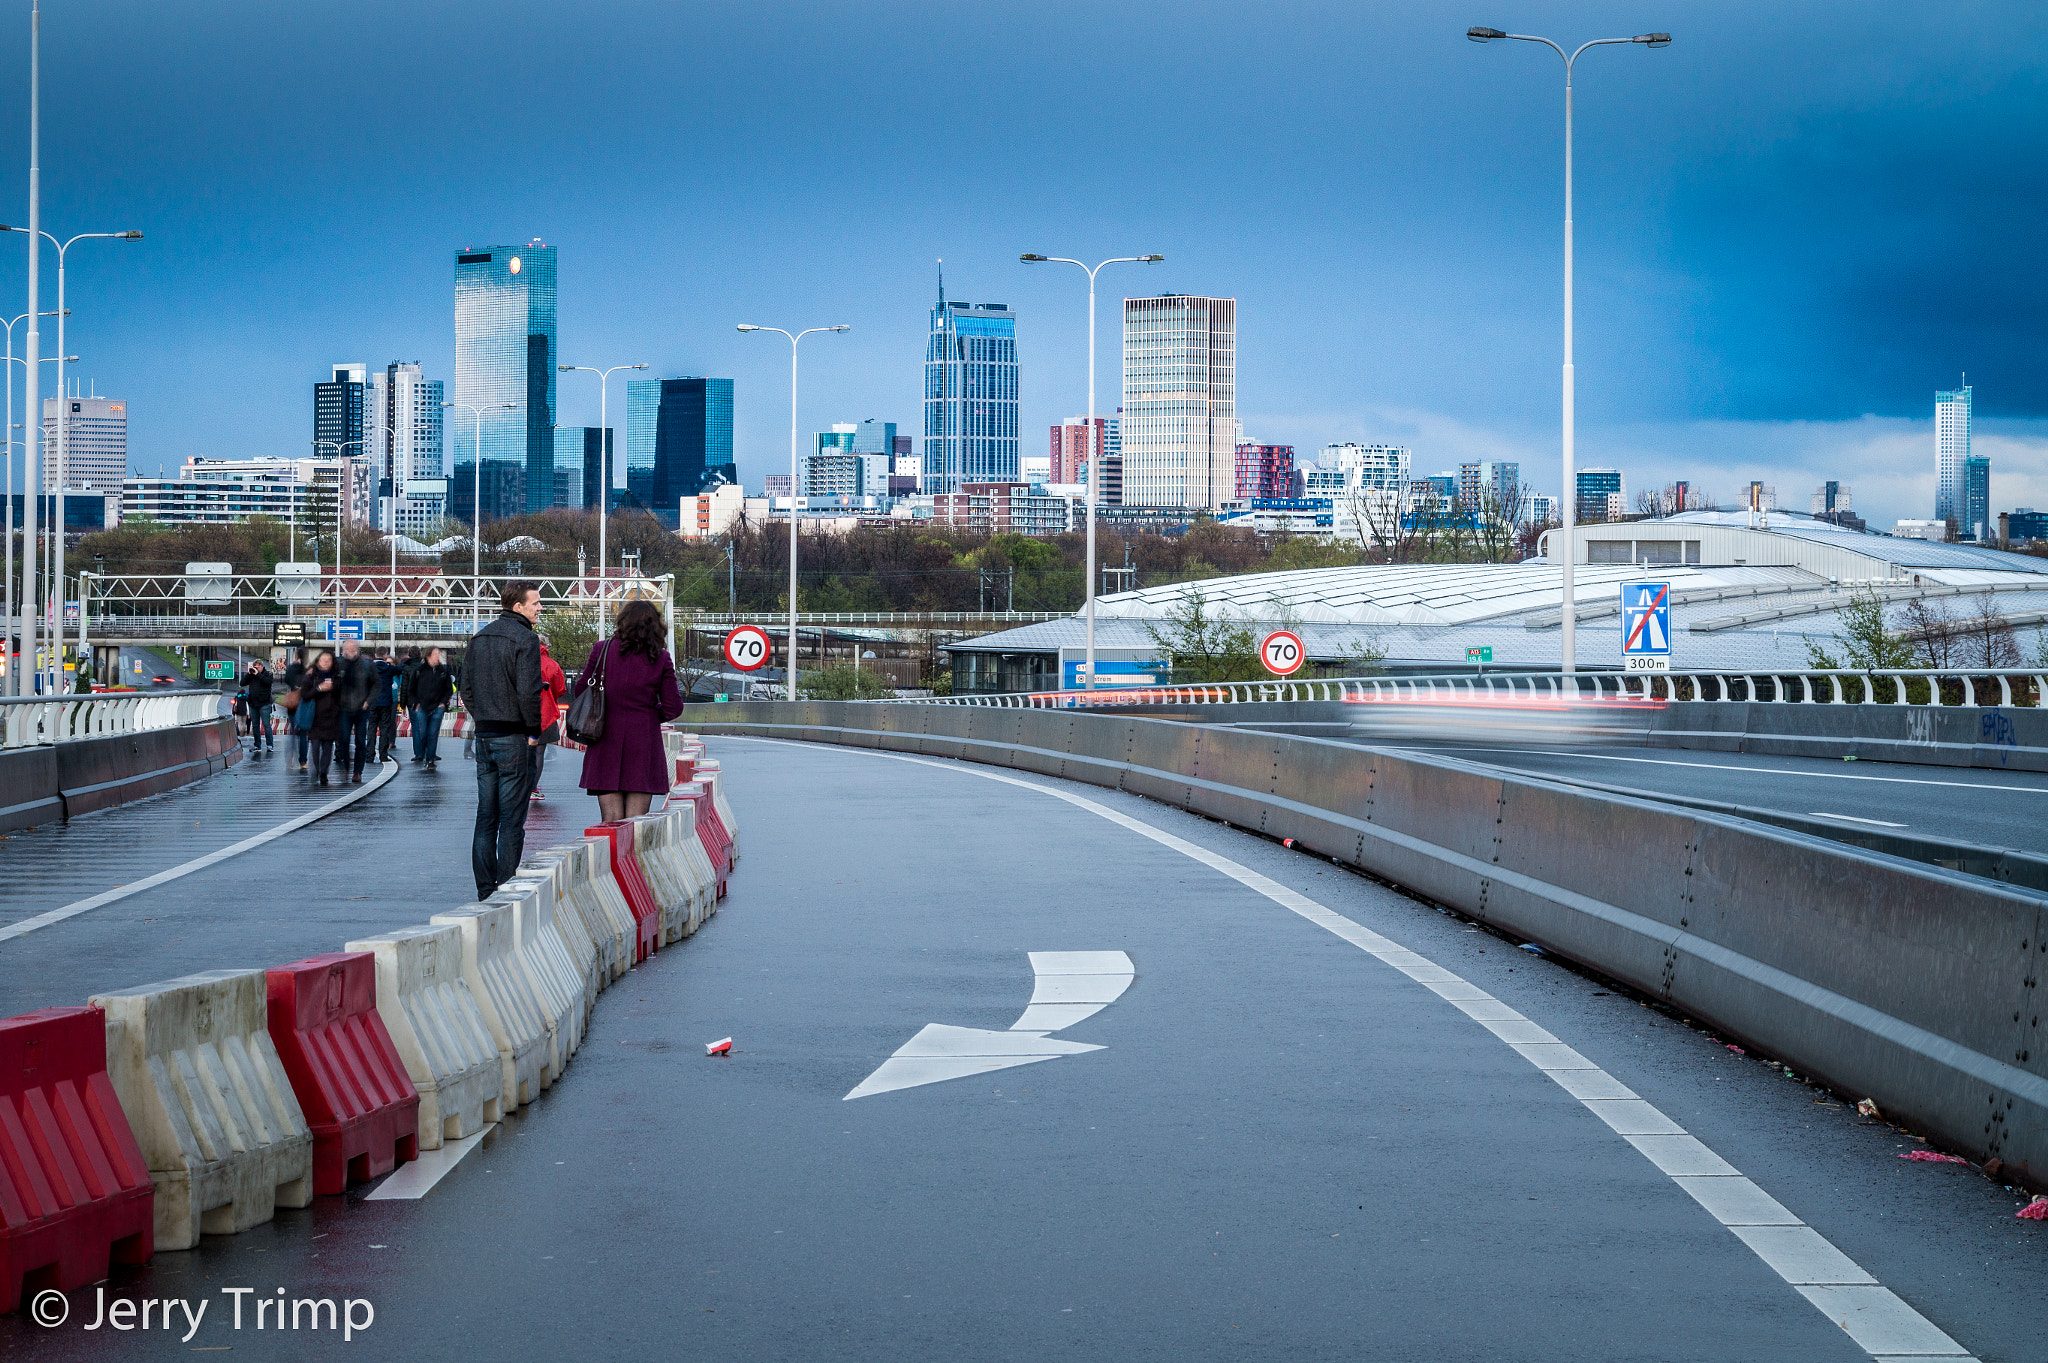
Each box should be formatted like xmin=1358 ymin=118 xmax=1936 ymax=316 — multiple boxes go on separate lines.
xmin=910 ymin=667 xmax=2048 ymax=710
xmin=0 ymin=689 xmax=225 ymax=749
xmin=681 ymin=611 xmax=1065 ymax=628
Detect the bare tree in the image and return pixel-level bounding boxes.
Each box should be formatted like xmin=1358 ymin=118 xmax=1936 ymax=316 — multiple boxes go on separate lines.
xmin=1473 ymin=467 xmax=1527 ymax=563
xmin=1346 ymin=481 xmax=1421 ymax=564
xmin=1898 ymin=596 xmax=1961 ymax=668
xmin=1962 ymin=592 xmax=2021 ymax=669
xmin=1634 ymin=489 xmax=1665 ymax=519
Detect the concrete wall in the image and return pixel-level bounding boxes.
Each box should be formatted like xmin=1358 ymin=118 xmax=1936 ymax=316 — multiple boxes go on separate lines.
xmin=686 ymin=700 xmax=2048 ymax=1184
xmin=0 ymin=718 xmax=242 ymax=833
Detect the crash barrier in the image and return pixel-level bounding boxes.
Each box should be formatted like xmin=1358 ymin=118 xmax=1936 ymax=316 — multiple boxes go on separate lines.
xmin=0 ymin=750 xmax=743 ymax=1305
xmin=265 ymin=953 xmax=420 ymax=1195
xmin=430 ymin=904 xmax=549 ymax=1110
xmin=687 ymin=699 xmax=2048 ymax=1186
xmin=673 ymin=779 xmax=732 ymax=896
xmin=343 ymin=926 xmax=502 ymax=1149
xmin=587 ymin=822 xmax=663 ymax=963
xmin=0 ymin=714 xmax=240 ymax=833
xmin=0 ymin=1006 xmax=153 ymax=1313
xmin=0 ymin=689 xmax=223 ymax=749
xmin=90 ymin=970 xmax=314 ymax=1252
xmin=694 ymin=758 xmax=740 ymax=861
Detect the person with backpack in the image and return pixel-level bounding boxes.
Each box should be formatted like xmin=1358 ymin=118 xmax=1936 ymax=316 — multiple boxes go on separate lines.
xmin=282 ymin=648 xmax=315 ymax=770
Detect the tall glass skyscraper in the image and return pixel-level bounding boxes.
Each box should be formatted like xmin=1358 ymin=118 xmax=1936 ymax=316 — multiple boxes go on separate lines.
xmin=1935 ymin=382 xmax=1972 ymax=529
xmin=1120 ymin=295 xmax=1234 ymax=509
xmin=453 ymin=241 xmax=556 ymax=520
xmin=624 ymin=377 xmax=735 ymax=526
xmin=924 ymin=277 xmax=1018 ymax=493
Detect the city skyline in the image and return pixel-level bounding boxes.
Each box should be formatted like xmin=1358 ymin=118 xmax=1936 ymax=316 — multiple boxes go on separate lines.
xmin=0 ymin=2 xmax=2038 ymax=533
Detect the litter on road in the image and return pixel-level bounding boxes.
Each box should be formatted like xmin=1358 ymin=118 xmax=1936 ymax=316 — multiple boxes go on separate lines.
xmin=706 ymin=1037 xmax=733 ymax=1056
xmin=1856 ymin=1098 xmax=1882 ymax=1118
xmin=2017 ymin=1197 xmax=2048 ymax=1222
xmin=1898 ymin=1150 xmax=1969 ymax=1165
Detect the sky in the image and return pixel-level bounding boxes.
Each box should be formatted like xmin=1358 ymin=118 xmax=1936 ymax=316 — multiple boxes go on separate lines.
xmin=1 ymin=0 xmax=2043 ymax=531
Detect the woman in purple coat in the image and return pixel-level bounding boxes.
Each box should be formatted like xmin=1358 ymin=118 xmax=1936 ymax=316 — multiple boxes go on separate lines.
xmin=572 ymin=599 xmax=685 ymax=820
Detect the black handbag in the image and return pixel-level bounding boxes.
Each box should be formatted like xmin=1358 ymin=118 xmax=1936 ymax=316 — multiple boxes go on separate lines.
xmin=564 ymin=642 xmax=608 ymax=745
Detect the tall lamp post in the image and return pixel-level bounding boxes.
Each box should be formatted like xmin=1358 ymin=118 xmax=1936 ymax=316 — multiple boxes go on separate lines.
xmin=1466 ymin=24 xmax=1669 ymax=677
xmin=312 ymin=438 xmax=365 ymax=637
xmin=737 ymin=323 xmax=848 ymax=700
xmin=442 ymin=401 xmax=519 ymax=637
xmin=557 ymin=362 xmax=645 ymax=617
xmin=1019 ymin=253 xmax=1161 ymax=691
xmin=3 ymin=307 xmax=57 ymax=695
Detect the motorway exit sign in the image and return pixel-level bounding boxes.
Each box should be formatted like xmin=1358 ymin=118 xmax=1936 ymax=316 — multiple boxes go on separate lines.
xmin=1467 ymin=646 xmax=1493 ymax=662
xmin=203 ymin=661 xmax=235 ymax=680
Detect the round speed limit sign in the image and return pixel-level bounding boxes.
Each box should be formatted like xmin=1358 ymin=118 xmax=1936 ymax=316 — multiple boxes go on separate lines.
xmin=723 ymin=625 xmax=772 ymax=672
xmin=1260 ymin=629 xmax=1306 ymax=676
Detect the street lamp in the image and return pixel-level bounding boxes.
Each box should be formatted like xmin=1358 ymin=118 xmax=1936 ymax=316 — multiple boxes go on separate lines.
xmin=1019 ymin=252 xmax=1162 ymax=691
xmin=312 ymin=437 xmax=364 ymax=632
xmin=442 ymin=401 xmax=520 ymax=636
xmin=558 ymin=363 xmax=646 ymax=617
xmin=2 ymin=308 xmax=58 ymax=695
xmin=737 ymin=323 xmax=848 ymax=700
xmin=1 ymin=224 xmax=142 ymax=690
xmin=1466 ymin=25 xmax=1668 ymax=676
xmin=6 ymin=348 xmax=72 ymax=695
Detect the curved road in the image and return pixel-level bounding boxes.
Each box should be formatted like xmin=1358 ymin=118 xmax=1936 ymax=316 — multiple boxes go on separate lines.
xmin=4 ymin=735 xmax=2044 ymax=1359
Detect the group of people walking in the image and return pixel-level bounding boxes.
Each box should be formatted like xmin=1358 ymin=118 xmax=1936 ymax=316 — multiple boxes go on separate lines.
xmin=233 ymin=580 xmax=687 ymax=902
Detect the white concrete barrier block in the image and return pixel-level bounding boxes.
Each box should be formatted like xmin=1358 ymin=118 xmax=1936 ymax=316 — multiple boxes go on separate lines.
xmin=534 ymin=841 xmax=625 ymax=987
xmin=489 ymin=880 xmax=580 ymax=1076
xmin=517 ymin=853 xmax=600 ymax=1014
xmin=91 ymin=969 xmax=315 ymax=1252
xmin=579 ymin=835 xmax=641 ymax=974
xmin=431 ymin=903 xmax=548 ymax=1110
xmin=345 ymin=924 xmax=504 ymax=1149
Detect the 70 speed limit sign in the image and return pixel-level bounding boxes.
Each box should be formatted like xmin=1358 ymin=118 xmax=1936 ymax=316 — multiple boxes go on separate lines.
xmin=1259 ymin=629 xmax=1306 ymax=676
xmin=723 ymin=625 xmax=772 ymax=672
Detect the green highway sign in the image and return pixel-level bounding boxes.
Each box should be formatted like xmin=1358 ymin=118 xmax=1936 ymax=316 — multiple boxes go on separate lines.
xmin=203 ymin=661 xmax=235 ymax=680
xmin=1466 ymin=646 xmax=1493 ymax=663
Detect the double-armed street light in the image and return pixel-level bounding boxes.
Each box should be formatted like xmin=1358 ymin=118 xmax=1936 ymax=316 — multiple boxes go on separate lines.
xmin=737 ymin=323 xmax=849 ymax=700
xmin=442 ymin=401 xmax=520 ymax=635
xmin=1465 ymin=24 xmax=1669 ymax=675
xmin=1018 ymin=253 xmax=1161 ymax=691
xmin=558 ymin=363 xmax=647 ymax=615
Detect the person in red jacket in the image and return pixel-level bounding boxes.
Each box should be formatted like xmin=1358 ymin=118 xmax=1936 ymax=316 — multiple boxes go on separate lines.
xmin=531 ymin=637 xmax=570 ymax=802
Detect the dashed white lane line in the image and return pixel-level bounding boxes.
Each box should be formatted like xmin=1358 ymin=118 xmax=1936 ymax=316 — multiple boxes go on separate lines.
xmin=1809 ymin=813 xmax=1911 ymax=828
xmin=0 ymin=757 xmax=401 ymax=944
xmin=737 ymin=736 xmax=1974 ymax=1361
xmin=1405 ymin=745 xmax=2048 ymax=795
xmin=361 ymin=1125 xmax=492 ymax=1200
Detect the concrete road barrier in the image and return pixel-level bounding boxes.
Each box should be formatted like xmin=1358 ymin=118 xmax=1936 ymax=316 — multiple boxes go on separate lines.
xmin=626 ymin=814 xmax=692 ymax=945
xmin=656 ymin=798 xmax=716 ymax=934
xmin=695 ymin=758 xmax=739 ymax=860
xmin=548 ymin=841 xmax=629 ymax=986
xmin=486 ymin=883 xmax=579 ymax=1079
xmin=574 ymin=836 xmax=640 ymax=978
xmin=264 ymin=953 xmax=419 ymax=1195
xmin=429 ymin=905 xmax=548 ymax=1110
xmin=0 ymin=1005 xmax=154 ymax=1312
xmin=90 ymin=970 xmax=313 ymax=1252
xmin=343 ymin=925 xmax=502 ymax=1150
xmin=673 ymin=779 xmax=731 ymax=896
xmin=586 ymin=823 xmax=662 ymax=963
xmin=513 ymin=854 xmax=601 ymax=1014
xmin=689 ymin=700 xmax=2048 ymax=1186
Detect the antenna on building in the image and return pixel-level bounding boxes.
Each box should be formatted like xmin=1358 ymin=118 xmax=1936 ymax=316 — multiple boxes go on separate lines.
xmin=937 ymin=258 xmax=944 ymax=309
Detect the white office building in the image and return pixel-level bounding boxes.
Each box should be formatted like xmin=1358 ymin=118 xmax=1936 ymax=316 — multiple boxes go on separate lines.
xmin=1120 ymin=295 xmax=1235 ymax=510
xmin=1935 ymin=383 xmax=1971 ymax=527
xmin=362 ymin=361 xmax=445 ymax=533
xmin=41 ymin=394 xmax=128 ymax=493
xmin=123 ymin=456 xmax=346 ymax=528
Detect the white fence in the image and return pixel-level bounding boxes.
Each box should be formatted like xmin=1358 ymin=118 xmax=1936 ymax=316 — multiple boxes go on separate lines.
xmin=908 ymin=668 xmax=2048 ymax=710
xmin=0 ymin=690 xmax=226 ymax=749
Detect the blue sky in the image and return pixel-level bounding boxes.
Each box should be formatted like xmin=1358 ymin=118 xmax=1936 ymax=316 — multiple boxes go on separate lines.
xmin=3 ymin=0 xmax=2044 ymax=530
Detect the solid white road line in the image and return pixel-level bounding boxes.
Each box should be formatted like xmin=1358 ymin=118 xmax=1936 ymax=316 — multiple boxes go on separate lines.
xmin=0 ymin=758 xmax=401 ymax=944
xmin=1407 ymin=745 xmax=2048 ymax=794
xmin=1808 ymin=813 xmax=1911 ymax=828
xmin=740 ymin=736 xmax=1974 ymax=1361
xmin=361 ymin=1125 xmax=493 ymax=1200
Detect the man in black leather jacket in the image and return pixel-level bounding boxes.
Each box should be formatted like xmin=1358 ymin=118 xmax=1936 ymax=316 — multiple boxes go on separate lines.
xmin=335 ymin=639 xmax=379 ymax=784
xmin=466 ymin=581 xmax=543 ymax=898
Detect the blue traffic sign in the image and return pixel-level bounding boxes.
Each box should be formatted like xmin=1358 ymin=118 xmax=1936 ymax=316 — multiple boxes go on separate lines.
xmin=325 ymin=618 xmax=365 ymax=641
xmin=1620 ymin=581 xmax=1671 ymax=658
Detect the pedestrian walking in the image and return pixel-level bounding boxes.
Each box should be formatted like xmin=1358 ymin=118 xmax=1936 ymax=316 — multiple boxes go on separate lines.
xmin=466 ymin=581 xmax=544 ymax=899
xmin=304 ymin=650 xmax=341 ymax=786
xmin=242 ymin=659 xmax=276 ymax=752
xmin=571 ymin=599 xmax=685 ymax=822
xmin=371 ymin=647 xmax=400 ymax=763
xmin=408 ymin=646 xmax=454 ymax=767
xmin=334 ymin=639 xmax=377 ymax=784
xmin=283 ymin=648 xmax=315 ymax=769
xmin=531 ymin=636 xmax=568 ymax=802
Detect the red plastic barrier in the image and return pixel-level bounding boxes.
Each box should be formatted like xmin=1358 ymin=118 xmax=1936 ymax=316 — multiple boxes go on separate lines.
xmin=265 ymin=953 xmax=420 ymax=1196
xmin=671 ymin=785 xmax=731 ymax=898
xmin=0 ymin=1006 xmax=153 ymax=1313
xmin=588 ymin=823 xmax=662 ymax=961
xmin=673 ymin=755 xmax=695 ymax=783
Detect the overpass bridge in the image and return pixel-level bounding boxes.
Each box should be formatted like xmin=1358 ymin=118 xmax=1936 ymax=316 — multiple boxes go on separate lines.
xmin=2 ymin=688 xmax=2042 ymax=1358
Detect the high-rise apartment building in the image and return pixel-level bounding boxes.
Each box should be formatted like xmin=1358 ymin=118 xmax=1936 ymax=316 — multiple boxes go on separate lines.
xmin=362 ymin=362 xmax=444 ymax=532
xmin=453 ymin=241 xmax=556 ymax=520
xmin=625 ymin=376 xmax=735 ymax=525
xmin=924 ymin=283 xmax=1018 ymax=493
xmin=1051 ymin=416 xmax=1113 ymax=487
xmin=42 ymin=394 xmax=128 ymax=492
xmin=1964 ymin=455 xmax=1991 ymax=542
xmin=1935 ymin=383 xmax=1971 ymax=527
xmin=1234 ymin=444 xmax=1298 ymax=500
xmin=1574 ymin=468 xmax=1625 ymax=523
xmin=804 ymin=422 xmax=890 ymax=498
xmin=1457 ymin=461 xmax=1520 ymax=515
xmin=1304 ymin=443 xmax=1409 ymax=493
xmin=314 ymin=363 xmax=367 ymax=466
xmin=1121 ymin=295 xmax=1235 ymax=509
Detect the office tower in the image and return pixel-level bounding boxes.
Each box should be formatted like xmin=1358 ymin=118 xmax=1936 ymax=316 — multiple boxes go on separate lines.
xmin=805 ymin=423 xmax=890 ymax=498
xmin=764 ymin=473 xmax=792 ymax=498
xmin=1120 ymin=295 xmax=1236 ymax=509
xmin=453 ymin=241 xmax=556 ymax=520
xmin=41 ymin=394 xmax=128 ymax=492
xmin=852 ymin=419 xmax=896 ymax=456
xmin=1051 ymin=416 xmax=1112 ymax=486
xmin=545 ymin=426 xmax=610 ymax=510
xmin=1935 ymin=383 xmax=1971 ymax=527
xmin=314 ymin=363 xmax=366 ymax=468
xmin=1235 ymin=444 xmax=1297 ymax=500
xmin=1744 ymin=480 xmax=1776 ymax=513
xmin=924 ymin=274 xmax=1018 ymax=493
xmin=625 ymin=376 xmax=735 ymax=526
xmin=1574 ymin=468 xmax=1624 ymax=523
xmin=363 ymin=361 xmax=445 ymax=531
xmin=1457 ymin=461 xmax=1520 ymax=515
xmin=1964 ymin=455 xmax=1990 ymax=542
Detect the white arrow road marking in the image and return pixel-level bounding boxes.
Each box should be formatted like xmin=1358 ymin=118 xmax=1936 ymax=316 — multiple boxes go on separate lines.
xmin=846 ymin=952 xmax=1134 ymax=1100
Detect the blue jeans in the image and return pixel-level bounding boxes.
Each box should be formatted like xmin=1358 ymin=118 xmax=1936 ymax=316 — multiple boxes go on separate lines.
xmin=252 ymin=703 xmax=275 ymax=746
xmin=472 ymin=734 xmax=536 ymax=898
xmin=413 ymin=706 xmax=445 ymax=763
xmin=338 ymin=708 xmax=374 ymax=778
